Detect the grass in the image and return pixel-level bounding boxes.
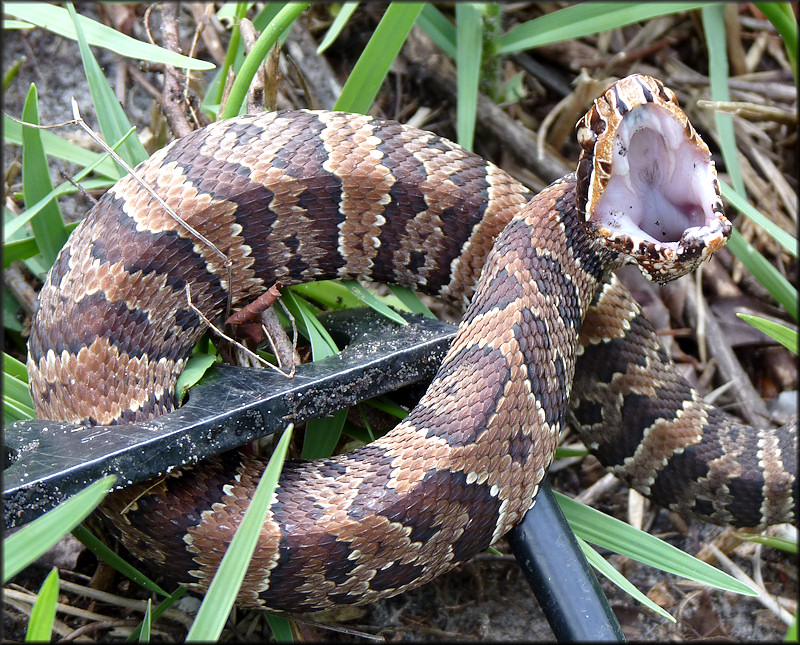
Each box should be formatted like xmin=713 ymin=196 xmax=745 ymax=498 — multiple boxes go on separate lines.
xmin=3 ymin=2 xmax=796 ymax=640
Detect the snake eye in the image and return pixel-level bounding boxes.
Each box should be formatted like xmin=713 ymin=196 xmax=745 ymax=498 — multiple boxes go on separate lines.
xmin=589 ymin=108 xmax=607 ymax=135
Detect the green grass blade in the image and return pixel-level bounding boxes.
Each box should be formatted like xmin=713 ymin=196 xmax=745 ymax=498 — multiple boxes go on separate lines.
xmin=4 ymin=221 xmax=81 ymax=268
xmin=67 ymin=2 xmax=148 ymax=166
xmin=219 ymin=3 xmax=309 ymax=119
xmin=455 ymin=3 xmax=482 ymax=151
xmin=280 ymin=289 xmax=347 ymax=459
xmin=334 ymin=3 xmax=425 ymax=114
xmin=4 ymin=19 xmax=34 ymax=29
xmin=554 ymin=445 xmax=589 ymax=459
xmin=4 ymin=288 xmax=24 ymax=333
xmin=4 ymin=364 xmax=35 ymax=420
xmin=209 ymin=2 xmax=251 ymax=110
xmin=720 ymin=181 xmax=797 ymax=258
xmin=3 ymin=352 xmax=29 ymax=381
xmin=25 ymin=567 xmax=60 ymax=642
xmin=139 ymin=599 xmax=151 ymax=643
xmin=698 ymin=8 xmax=798 ymax=322
xmin=387 ymin=285 xmax=436 ymax=318
xmin=6 ymin=125 xmax=135 ymax=243
xmin=302 ymin=409 xmax=348 ymax=460
xmin=281 ymin=289 xmax=338 ymax=358
xmin=726 ymin=230 xmax=798 ymax=320
xmin=21 ymin=84 xmax=69 ymax=267
xmin=5 ymin=398 xmax=35 ymax=424
xmin=71 ymin=524 xmax=170 ymax=597
xmin=266 ymin=614 xmax=294 ymax=642
xmin=125 ymin=587 xmax=188 ymax=643
xmin=291 ymin=281 xmax=434 ymax=320
xmin=365 ymin=395 xmax=409 ymax=420
xmin=5 ymin=3 xmax=214 ymax=70
xmin=342 ymin=280 xmax=408 ymax=325
xmin=317 ymin=2 xmax=360 ymax=54
xmin=4 ymin=54 xmax=26 ymax=88
xmin=786 ymin=614 xmax=798 ymax=642
xmin=215 ymin=3 xmax=251 ymax=25
xmin=175 ymin=354 xmax=218 ymax=405
xmin=417 ymin=4 xmax=456 ymax=59
xmin=349 ymin=407 xmax=377 ymax=443
xmin=290 ymin=280 xmax=363 ymax=310
xmin=754 ymin=2 xmax=797 ymax=80
xmin=736 ymin=314 xmax=798 ymax=353
xmin=4 ymin=476 xmax=116 ymax=582
xmin=4 ymin=114 xmax=123 ymax=180
xmin=556 ymin=492 xmax=758 ymax=596
xmin=701 ymin=4 xmax=743 ymax=195
xmin=738 ymin=533 xmax=798 ymax=555
xmin=494 ymin=2 xmax=709 ymax=55
xmin=4 ymin=177 xmax=109 ymax=244
xmin=6 ymin=183 xmax=73 ymax=244
xmin=577 ymin=537 xmax=675 ymax=621
xmin=252 ymin=2 xmax=288 ymax=31
xmin=185 ymin=424 xmax=294 ymax=642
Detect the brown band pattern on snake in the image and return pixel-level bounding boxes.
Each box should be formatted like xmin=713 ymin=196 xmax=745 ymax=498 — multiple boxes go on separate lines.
xmin=27 ymin=75 xmax=796 ymax=611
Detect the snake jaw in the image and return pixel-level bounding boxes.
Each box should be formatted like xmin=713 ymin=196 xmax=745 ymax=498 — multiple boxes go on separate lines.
xmin=577 ymin=74 xmax=731 ymax=283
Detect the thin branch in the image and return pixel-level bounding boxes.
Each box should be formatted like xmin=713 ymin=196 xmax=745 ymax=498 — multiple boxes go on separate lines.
xmin=160 ymin=2 xmax=193 ymax=138
xmin=186 ymin=285 xmax=293 ymax=378
xmin=67 ymin=100 xmax=228 ymax=266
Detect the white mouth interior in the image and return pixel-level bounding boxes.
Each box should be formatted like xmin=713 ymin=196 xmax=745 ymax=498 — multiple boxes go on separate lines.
xmin=592 ymin=104 xmax=720 ymax=246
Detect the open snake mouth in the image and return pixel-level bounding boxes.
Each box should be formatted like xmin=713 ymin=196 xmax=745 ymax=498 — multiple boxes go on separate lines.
xmin=594 ymin=104 xmax=723 ymax=247
xmin=577 ymin=75 xmax=732 ymax=283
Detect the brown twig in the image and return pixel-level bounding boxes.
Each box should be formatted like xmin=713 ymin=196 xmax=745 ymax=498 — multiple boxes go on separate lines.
xmin=4 ymin=263 xmax=38 ymax=315
xmin=226 ymin=285 xmax=299 ymax=374
xmin=218 ymin=67 xmax=237 ymax=117
xmin=238 ymin=18 xmax=266 ymax=114
xmin=263 ymin=41 xmax=281 ymax=112
xmin=260 ymin=303 xmax=298 ymax=375
xmin=59 ymin=169 xmax=99 ymax=205
xmin=226 ymin=284 xmax=283 ymax=325
xmin=284 ymin=24 xmax=343 ymax=111
xmin=696 ymin=99 xmax=797 ymax=126
xmin=186 ymin=285 xmax=293 ymax=377
xmin=680 ymin=275 xmax=771 ymax=425
xmin=127 ymin=63 xmax=164 ymax=103
xmin=724 ymin=4 xmax=749 ymax=76
xmin=159 ymin=3 xmax=194 ymax=138
xmin=63 ymin=620 xmax=140 ymax=641
xmin=143 ymin=3 xmax=159 ymax=46
xmin=187 ymin=2 xmax=227 ymax=66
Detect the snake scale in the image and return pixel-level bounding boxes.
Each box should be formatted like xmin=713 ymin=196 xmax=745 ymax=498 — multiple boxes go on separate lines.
xmin=27 ymin=75 xmax=796 ymax=611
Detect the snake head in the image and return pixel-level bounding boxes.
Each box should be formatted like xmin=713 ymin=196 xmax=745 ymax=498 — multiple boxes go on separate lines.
xmin=575 ymin=74 xmax=731 ymax=284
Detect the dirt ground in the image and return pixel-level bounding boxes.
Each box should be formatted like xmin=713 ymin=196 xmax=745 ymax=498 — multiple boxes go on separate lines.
xmin=3 ymin=3 xmax=796 ymax=641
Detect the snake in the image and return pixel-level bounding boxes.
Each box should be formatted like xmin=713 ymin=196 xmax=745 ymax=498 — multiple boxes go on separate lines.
xmin=27 ymin=74 xmax=796 ymax=611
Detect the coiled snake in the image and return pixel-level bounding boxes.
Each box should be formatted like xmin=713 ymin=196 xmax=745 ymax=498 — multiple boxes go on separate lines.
xmin=28 ymin=75 xmax=796 ymax=610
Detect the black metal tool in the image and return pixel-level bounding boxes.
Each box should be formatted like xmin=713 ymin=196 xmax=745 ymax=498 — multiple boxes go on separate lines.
xmin=508 ymin=480 xmax=625 ymax=641
xmin=4 ymin=309 xmax=455 ymax=529
xmin=4 ymin=307 xmax=623 ymax=641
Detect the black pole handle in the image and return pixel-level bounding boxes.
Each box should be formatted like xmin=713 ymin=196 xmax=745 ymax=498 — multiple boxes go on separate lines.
xmin=507 ymin=479 xmax=625 ymax=642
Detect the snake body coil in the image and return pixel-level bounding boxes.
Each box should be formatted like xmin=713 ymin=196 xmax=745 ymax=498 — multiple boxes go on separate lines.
xmin=28 ymin=75 xmax=796 ymax=610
